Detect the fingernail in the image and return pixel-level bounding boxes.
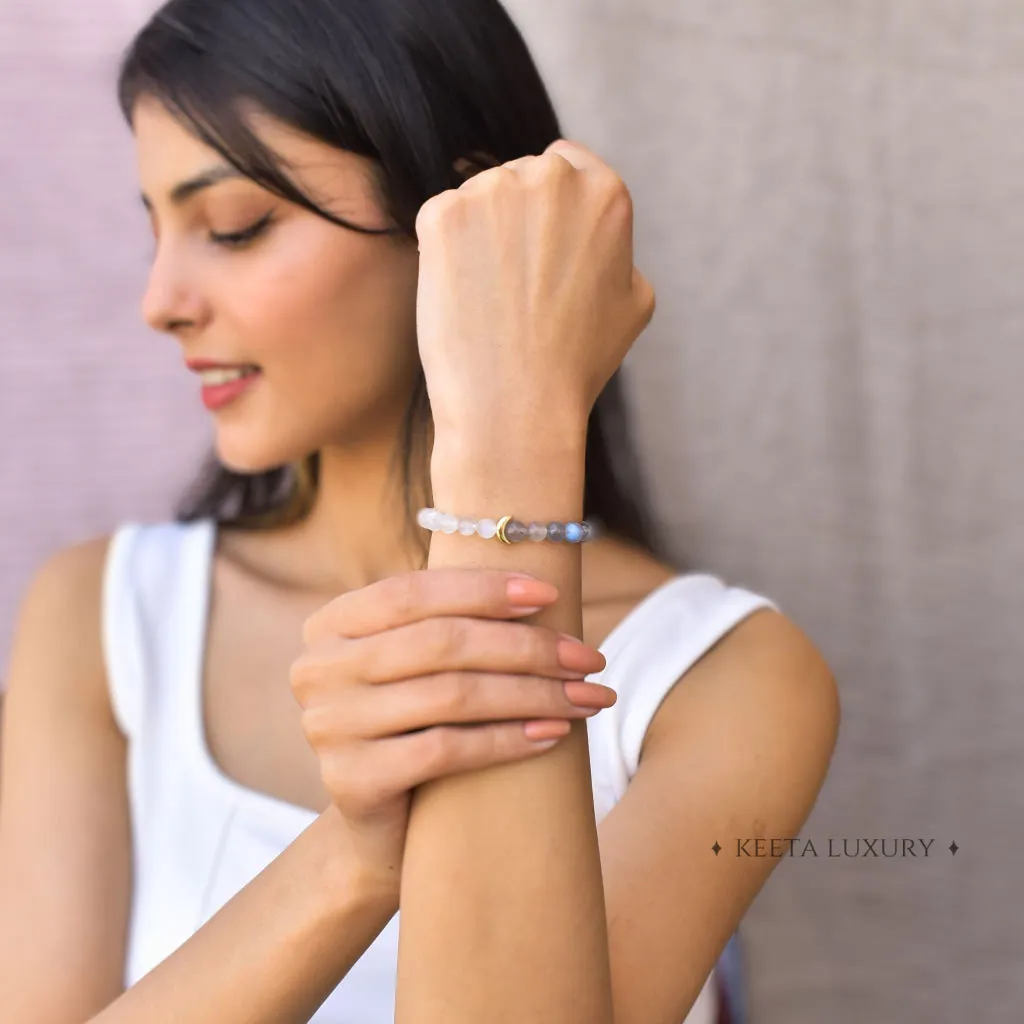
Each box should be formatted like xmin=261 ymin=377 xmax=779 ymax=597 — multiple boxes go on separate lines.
xmin=524 ymin=719 xmax=572 ymax=742
xmin=508 ymin=605 xmax=545 ymax=616
xmin=563 ymin=681 xmax=617 ymax=708
xmin=507 ymin=577 xmax=559 ymax=605
xmin=557 ymin=637 xmax=607 ymax=672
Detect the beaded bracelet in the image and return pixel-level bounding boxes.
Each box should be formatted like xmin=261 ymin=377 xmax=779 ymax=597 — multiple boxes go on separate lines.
xmin=416 ymin=507 xmax=599 ymax=544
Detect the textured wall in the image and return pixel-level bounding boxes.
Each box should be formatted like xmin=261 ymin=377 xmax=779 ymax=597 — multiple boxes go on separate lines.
xmin=1 ymin=1 xmax=1018 ymax=1021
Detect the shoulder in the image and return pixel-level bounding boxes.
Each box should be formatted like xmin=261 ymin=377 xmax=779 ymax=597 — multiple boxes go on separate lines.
xmin=583 ymin=534 xmax=838 ymax=770
xmin=7 ymin=534 xmax=117 ymax=717
xmin=7 ymin=518 xmax=202 ymax=700
xmin=20 ymin=534 xmax=114 ymax=629
xmin=642 ymin=599 xmax=840 ymax=783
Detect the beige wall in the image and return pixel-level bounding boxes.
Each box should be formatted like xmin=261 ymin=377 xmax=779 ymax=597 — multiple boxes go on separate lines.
xmin=2 ymin=1 xmax=1018 ymax=1020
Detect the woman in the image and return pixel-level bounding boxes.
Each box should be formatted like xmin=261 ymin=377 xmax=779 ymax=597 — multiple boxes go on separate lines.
xmin=0 ymin=1 xmax=840 ymax=1022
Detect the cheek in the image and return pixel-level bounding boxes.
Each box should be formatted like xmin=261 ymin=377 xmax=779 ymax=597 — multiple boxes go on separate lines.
xmin=218 ymin=231 xmax=419 ymax=408
xmin=220 ymin=247 xmax=345 ymax=358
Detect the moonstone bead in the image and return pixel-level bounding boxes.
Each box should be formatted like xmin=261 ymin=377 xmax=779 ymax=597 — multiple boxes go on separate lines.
xmin=528 ymin=522 xmax=548 ymax=542
xmin=504 ymin=519 xmax=529 ymax=542
xmin=457 ymin=518 xmax=477 ymax=536
xmin=416 ymin=507 xmax=434 ymax=530
xmin=546 ymin=522 xmax=566 ymax=542
xmin=564 ymin=522 xmax=584 ymax=543
xmin=439 ymin=513 xmax=459 ymax=534
xmin=477 ymin=518 xmax=498 ymax=539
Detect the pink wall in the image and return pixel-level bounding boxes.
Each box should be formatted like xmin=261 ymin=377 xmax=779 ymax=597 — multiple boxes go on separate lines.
xmin=1 ymin=0 xmax=210 ymax=676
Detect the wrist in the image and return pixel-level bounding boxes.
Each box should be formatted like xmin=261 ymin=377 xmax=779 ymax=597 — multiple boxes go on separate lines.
xmin=312 ymin=806 xmax=400 ymax=918
xmin=430 ymin=418 xmax=588 ymax=482
xmin=430 ymin=405 xmax=588 ymax=459
xmin=429 ymin=427 xmax=587 ymax=523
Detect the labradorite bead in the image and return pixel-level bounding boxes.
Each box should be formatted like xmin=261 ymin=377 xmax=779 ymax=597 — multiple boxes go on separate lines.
xmin=579 ymin=521 xmax=592 ymax=542
xmin=546 ymin=522 xmax=567 ymax=542
xmin=564 ymin=521 xmax=584 ymax=543
xmin=528 ymin=522 xmax=548 ymax=542
xmin=505 ymin=519 xmax=529 ymax=542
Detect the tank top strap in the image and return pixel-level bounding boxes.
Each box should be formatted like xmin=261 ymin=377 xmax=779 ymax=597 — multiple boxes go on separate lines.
xmin=587 ymin=573 xmax=780 ymax=814
xmin=101 ymin=518 xmax=217 ymax=742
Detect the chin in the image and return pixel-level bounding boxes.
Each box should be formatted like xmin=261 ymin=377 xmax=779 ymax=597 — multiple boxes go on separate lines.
xmin=212 ymin=429 xmax=307 ymax=477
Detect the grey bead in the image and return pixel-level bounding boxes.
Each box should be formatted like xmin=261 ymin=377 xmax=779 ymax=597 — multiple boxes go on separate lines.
xmin=546 ymin=522 xmax=567 ymax=542
xmin=505 ymin=519 xmax=529 ymax=542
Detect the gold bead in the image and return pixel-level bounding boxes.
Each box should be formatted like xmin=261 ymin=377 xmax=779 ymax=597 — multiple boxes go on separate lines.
xmin=495 ymin=515 xmax=513 ymax=545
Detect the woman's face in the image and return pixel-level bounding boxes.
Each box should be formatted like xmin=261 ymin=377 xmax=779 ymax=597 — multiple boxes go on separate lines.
xmin=133 ymin=96 xmax=421 ymax=473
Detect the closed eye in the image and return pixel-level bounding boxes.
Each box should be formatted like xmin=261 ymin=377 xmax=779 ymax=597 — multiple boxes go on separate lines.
xmin=209 ymin=211 xmax=274 ymax=248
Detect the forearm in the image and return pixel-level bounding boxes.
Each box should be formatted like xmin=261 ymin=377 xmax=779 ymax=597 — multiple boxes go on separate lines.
xmin=394 ymin=425 xmax=614 ymax=1024
xmin=90 ymin=806 xmax=397 ymax=1024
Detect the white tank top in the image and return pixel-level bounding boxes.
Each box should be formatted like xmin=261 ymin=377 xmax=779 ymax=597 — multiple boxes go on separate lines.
xmin=101 ymin=518 xmax=777 ymax=1023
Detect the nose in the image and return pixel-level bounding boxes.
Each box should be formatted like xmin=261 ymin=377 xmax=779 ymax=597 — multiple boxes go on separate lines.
xmin=140 ymin=238 xmax=209 ymax=335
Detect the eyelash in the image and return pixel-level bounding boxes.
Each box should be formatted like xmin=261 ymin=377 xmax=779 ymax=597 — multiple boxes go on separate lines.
xmin=209 ymin=212 xmax=274 ymax=249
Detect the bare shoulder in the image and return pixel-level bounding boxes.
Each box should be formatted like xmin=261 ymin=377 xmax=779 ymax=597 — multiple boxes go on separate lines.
xmin=6 ymin=534 xmax=114 ymax=713
xmin=0 ymin=534 xmax=131 ymax=1018
xmin=20 ymin=533 xmax=112 ymax=629
xmin=29 ymin=533 xmax=112 ymax=593
xmin=643 ymin=603 xmax=840 ymax=769
xmin=582 ymin=534 xmax=839 ymax=766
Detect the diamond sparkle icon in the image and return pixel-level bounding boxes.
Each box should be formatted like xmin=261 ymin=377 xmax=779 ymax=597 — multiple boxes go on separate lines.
xmin=712 ymin=842 xmax=721 ymax=855
xmin=949 ymin=841 xmax=958 ymax=855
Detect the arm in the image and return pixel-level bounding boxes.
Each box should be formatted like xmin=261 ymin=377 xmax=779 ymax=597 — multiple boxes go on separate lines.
xmin=394 ymin=137 xmax=652 ymax=1024
xmin=596 ymin=606 xmax=839 ymax=1022
xmin=396 ymin=516 xmax=839 ymax=1024
xmin=0 ymin=538 xmax=397 ymax=1024
xmin=395 ymin=428 xmax=613 ymax=1023
xmin=90 ymin=805 xmax=396 ymax=1024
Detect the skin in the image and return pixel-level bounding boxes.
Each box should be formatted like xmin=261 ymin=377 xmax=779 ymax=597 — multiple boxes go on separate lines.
xmin=131 ymin=97 xmax=671 ymax=815
xmin=0 ymin=95 xmax=840 ymax=1023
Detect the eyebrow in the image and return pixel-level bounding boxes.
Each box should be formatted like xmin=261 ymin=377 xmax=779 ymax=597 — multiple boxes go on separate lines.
xmin=140 ymin=165 xmax=245 ymax=209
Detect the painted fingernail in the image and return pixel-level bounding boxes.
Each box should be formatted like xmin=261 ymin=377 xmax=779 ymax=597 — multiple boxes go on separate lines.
xmin=506 ymin=577 xmax=559 ymax=605
xmin=563 ymin=681 xmax=617 ymax=708
xmin=557 ymin=637 xmax=607 ymax=672
xmin=524 ymin=719 xmax=572 ymax=742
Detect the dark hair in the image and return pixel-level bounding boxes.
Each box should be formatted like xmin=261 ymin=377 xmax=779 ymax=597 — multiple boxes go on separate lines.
xmin=118 ymin=0 xmax=665 ymax=559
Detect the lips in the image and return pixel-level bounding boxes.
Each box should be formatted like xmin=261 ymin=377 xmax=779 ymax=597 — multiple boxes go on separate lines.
xmin=187 ymin=361 xmax=263 ymax=411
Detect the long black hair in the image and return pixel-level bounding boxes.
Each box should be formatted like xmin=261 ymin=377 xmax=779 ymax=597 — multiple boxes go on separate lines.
xmin=118 ymin=0 xmax=665 ymax=559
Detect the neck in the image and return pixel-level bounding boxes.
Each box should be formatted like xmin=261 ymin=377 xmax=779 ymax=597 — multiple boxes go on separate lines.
xmin=275 ymin=425 xmax=431 ymax=595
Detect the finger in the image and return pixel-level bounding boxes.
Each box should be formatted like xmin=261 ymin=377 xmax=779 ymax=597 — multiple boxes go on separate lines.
xmin=311 ymin=672 xmax=616 ymax=740
xmin=543 ymin=138 xmax=612 ymax=175
xmin=302 ymin=568 xmax=559 ymax=644
xmin=364 ymin=719 xmax=575 ymax=792
xmin=348 ymin=617 xmax=607 ymax=684
xmin=499 ymin=154 xmax=540 ymax=176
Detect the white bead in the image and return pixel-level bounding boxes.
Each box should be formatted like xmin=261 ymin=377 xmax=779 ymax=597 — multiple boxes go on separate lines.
xmin=416 ymin=507 xmax=434 ymax=530
xmin=457 ymin=518 xmax=477 ymax=535
xmin=439 ymin=513 xmax=459 ymax=534
xmin=477 ymin=518 xmax=497 ymax=539
xmin=528 ymin=522 xmax=548 ymax=542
